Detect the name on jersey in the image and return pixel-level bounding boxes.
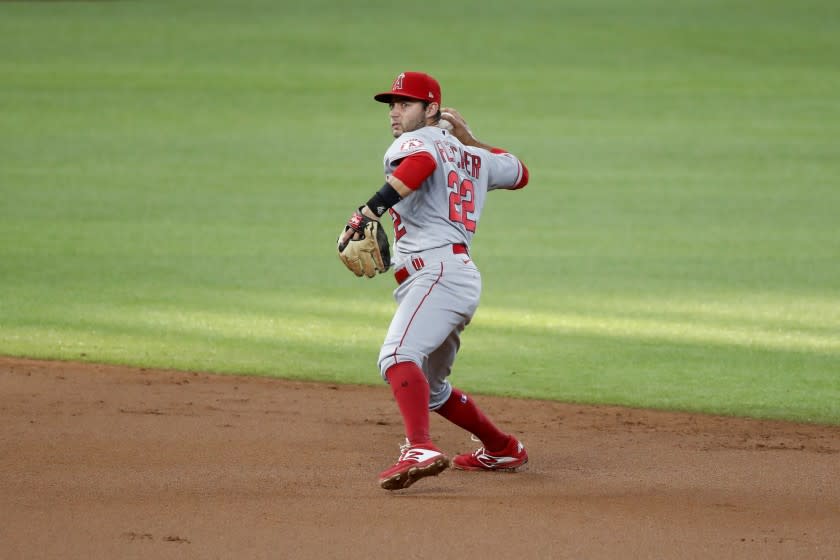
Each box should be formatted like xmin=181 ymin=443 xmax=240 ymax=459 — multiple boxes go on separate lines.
xmin=434 ymin=140 xmax=482 ymax=179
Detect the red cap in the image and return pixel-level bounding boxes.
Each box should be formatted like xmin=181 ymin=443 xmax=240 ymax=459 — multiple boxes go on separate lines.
xmin=374 ymin=71 xmax=441 ymax=105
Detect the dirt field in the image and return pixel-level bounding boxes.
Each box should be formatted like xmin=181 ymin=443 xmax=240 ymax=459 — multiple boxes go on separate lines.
xmin=1 ymin=357 xmax=838 ymax=559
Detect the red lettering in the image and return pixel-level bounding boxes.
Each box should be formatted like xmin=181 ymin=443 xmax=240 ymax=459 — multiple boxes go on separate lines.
xmin=460 ymin=150 xmax=470 ymax=174
xmin=471 ymin=154 xmax=481 ymax=179
xmin=389 ymin=208 xmax=407 ymax=240
xmin=434 ymin=141 xmax=449 ymax=161
xmin=437 ymin=142 xmax=481 ymax=179
xmin=447 ymin=144 xmax=458 ymax=163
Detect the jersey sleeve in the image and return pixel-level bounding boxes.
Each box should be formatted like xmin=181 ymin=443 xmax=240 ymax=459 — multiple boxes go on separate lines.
xmin=485 ymin=151 xmax=529 ymax=191
xmin=383 ymin=132 xmax=438 ymax=175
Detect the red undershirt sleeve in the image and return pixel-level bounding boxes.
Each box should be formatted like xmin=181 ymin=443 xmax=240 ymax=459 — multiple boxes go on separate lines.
xmin=392 ymin=152 xmax=437 ymax=190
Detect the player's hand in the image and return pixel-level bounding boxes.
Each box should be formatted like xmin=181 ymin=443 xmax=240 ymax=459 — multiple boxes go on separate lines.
xmin=338 ymin=227 xmax=358 ymax=251
xmin=338 ymin=207 xmax=378 ymax=251
xmin=440 ymin=107 xmax=475 ymax=145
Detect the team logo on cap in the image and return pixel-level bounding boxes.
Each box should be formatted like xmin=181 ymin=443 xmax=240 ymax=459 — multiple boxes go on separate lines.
xmin=392 ymin=73 xmax=405 ymax=91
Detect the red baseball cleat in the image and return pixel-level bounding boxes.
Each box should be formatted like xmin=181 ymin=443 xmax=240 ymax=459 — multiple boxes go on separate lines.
xmin=378 ymin=440 xmax=450 ymax=490
xmin=452 ymin=436 xmax=529 ymax=472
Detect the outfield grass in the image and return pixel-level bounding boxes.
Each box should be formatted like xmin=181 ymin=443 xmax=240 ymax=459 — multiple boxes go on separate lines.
xmin=1 ymin=0 xmax=839 ymax=424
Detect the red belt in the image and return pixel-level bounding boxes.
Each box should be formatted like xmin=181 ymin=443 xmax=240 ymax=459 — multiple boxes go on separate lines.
xmin=394 ymin=244 xmax=469 ymax=285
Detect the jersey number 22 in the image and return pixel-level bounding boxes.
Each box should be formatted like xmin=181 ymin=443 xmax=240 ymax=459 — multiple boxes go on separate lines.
xmin=447 ymin=170 xmax=476 ymax=232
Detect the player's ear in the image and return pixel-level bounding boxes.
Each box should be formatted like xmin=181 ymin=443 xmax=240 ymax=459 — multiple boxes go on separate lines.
xmin=426 ymin=102 xmax=440 ymax=118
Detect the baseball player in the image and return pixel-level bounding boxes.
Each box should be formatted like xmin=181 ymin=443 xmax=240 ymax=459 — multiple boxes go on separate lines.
xmin=338 ymin=71 xmax=530 ymax=490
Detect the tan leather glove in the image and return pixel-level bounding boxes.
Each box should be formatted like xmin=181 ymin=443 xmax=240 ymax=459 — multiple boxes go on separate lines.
xmin=337 ymin=212 xmax=391 ymax=278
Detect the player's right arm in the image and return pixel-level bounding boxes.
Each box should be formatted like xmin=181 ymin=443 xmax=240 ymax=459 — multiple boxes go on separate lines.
xmin=440 ymin=107 xmax=529 ymax=191
xmin=439 ymin=107 xmax=499 ymax=153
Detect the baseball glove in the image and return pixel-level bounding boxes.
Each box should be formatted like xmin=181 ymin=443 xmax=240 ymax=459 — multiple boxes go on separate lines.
xmin=337 ymin=210 xmax=391 ymax=278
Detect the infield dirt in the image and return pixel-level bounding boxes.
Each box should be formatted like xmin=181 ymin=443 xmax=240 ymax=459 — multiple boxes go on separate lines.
xmin=1 ymin=357 xmax=838 ymax=559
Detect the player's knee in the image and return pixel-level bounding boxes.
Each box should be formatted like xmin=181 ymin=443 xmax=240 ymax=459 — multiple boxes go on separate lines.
xmin=428 ymin=380 xmax=452 ymax=411
xmin=378 ymin=351 xmax=423 ymax=380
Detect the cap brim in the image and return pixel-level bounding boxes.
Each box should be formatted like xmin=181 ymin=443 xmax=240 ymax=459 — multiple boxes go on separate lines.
xmin=373 ymin=92 xmax=428 ymax=103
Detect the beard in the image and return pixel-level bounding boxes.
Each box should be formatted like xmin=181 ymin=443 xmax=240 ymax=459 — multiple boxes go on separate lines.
xmin=393 ymin=114 xmax=427 ymax=137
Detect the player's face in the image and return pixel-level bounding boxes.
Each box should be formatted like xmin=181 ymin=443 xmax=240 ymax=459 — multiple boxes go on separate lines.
xmin=388 ymin=98 xmax=430 ymax=137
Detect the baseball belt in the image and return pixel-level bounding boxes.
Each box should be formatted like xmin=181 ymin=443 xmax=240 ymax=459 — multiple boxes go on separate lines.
xmin=394 ymin=243 xmax=469 ymax=285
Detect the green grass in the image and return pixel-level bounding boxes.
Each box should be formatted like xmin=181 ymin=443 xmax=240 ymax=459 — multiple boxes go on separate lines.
xmin=1 ymin=0 xmax=839 ymax=424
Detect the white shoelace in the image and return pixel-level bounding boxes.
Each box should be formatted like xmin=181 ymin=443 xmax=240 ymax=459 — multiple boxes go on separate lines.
xmin=469 ymin=434 xmax=487 ymax=457
xmin=397 ymin=438 xmax=412 ymax=460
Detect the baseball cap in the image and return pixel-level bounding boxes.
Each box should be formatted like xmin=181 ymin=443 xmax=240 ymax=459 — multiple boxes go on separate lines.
xmin=374 ymin=71 xmax=441 ymax=105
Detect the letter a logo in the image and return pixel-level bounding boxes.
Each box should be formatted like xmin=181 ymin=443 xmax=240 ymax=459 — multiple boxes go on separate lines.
xmin=392 ymin=73 xmax=405 ymax=92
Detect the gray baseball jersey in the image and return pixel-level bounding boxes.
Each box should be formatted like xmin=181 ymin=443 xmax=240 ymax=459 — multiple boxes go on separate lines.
xmin=377 ymin=125 xmax=527 ymax=409
xmin=383 ymin=126 xmax=525 ymax=268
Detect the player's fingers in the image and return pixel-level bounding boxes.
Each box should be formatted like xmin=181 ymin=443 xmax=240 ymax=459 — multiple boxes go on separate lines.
xmin=441 ymin=107 xmax=465 ymax=124
xmin=338 ymin=228 xmax=358 ymax=248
